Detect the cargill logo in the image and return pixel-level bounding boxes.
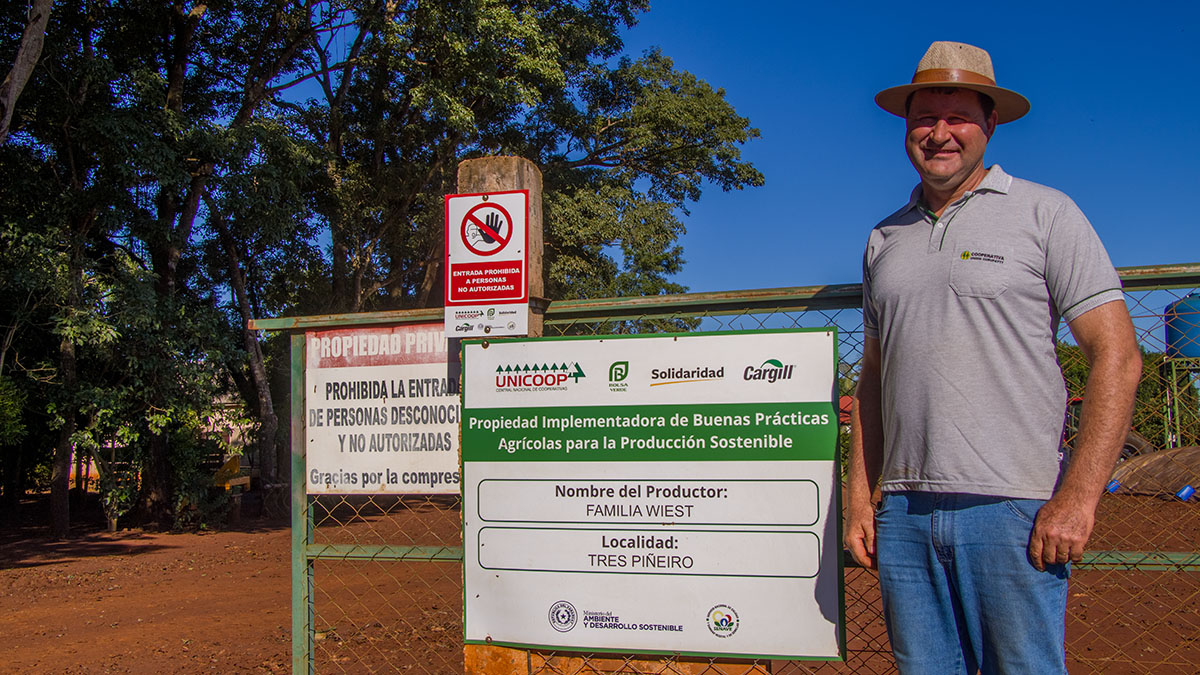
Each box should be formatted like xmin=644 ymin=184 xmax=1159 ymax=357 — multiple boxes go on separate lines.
xmin=495 ymin=362 xmax=585 ymax=391
xmin=743 ymin=358 xmax=794 ymax=383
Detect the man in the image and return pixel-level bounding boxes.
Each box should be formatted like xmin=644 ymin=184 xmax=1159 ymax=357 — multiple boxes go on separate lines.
xmin=845 ymin=41 xmax=1142 ymax=673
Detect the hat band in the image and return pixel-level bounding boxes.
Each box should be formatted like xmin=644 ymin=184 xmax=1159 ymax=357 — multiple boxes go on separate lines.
xmin=911 ymin=68 xmax=996 ymax=87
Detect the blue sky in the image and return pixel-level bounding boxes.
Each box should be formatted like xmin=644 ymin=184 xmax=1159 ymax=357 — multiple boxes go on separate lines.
xmin=615 ymin=1 xmax=1200 ymax=293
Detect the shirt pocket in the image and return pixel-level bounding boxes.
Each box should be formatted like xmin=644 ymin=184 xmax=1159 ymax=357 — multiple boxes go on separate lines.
xmin=949 ymin=244 xmax=1012 ymax=299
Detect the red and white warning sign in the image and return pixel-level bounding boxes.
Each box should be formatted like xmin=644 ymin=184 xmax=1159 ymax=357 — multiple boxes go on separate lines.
xmin=444 ymin=190 xmax=529 ymax=338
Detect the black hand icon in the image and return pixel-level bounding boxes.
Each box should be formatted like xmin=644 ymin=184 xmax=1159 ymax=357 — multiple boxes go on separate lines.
xmin=482 ymin=212 xmax=502 ymax=244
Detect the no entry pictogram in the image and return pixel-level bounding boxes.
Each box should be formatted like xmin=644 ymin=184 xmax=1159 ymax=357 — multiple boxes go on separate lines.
xmin=461 ymin=202 xmax=514 ymax=256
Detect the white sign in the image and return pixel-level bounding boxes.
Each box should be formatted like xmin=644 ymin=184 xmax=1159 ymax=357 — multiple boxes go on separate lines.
xmin=444 ymin=190 xmax=529 ymax=338
xmin=461 ymin=331 xmax=844 ymax=660
xmin=304 ymin=324 xmax=460 ymax=494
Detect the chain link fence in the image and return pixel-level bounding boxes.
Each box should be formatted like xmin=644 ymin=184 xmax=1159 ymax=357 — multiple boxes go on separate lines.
xmin=286 ymin=265 xmax=1200 ymax=673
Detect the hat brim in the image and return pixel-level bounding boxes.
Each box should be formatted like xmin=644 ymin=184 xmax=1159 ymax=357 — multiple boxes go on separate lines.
xmin=875 ymin=82 xmax=1030 ymax=124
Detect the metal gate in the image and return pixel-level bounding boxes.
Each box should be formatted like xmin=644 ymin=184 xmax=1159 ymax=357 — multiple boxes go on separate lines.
xmin=256 ymin=262 xmax=1200 ymax=673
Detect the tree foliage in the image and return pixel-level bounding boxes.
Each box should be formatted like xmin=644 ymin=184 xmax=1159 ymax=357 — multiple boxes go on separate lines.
xmin=0 ymin=0 xmax=761 ymax=533
xmin=1057 ymin=342 xmax=1198 ymax=451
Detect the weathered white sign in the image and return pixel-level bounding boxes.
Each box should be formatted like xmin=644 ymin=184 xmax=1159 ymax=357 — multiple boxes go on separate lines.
xmin=304 ymin=323 xmax=459 ymax=494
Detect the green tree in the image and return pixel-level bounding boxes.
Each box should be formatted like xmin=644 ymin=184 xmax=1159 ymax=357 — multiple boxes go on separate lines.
xmin=1057 ymin=342 xmax=1197 ymax=453
xmin=296 ymin=1 xmax=761 ymax=312
xmin=0 ymin=0 xmax=762 ymax=534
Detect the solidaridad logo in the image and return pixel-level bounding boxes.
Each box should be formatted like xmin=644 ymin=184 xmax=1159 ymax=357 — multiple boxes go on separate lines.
xmin=549 ymin=600 xmax=578 ymax=632
xmin=706 ymin=604 xmax=739 ymax=638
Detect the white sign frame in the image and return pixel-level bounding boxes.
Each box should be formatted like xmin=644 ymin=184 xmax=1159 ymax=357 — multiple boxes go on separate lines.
xmin=461 ymin=329 xmax=845 ymax=661
xmin=444 ymin=190 xmax=529 ymax=338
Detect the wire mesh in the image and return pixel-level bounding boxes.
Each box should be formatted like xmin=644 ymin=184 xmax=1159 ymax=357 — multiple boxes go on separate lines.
xmin=299 ymin=277 xmax=1200 ymax=674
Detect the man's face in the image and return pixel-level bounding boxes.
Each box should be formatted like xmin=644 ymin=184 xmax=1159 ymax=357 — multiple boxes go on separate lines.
xmin=905 ymin=88 xmax=997 ymax=192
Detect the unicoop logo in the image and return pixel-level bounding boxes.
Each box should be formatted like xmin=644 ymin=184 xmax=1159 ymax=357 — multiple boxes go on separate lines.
xmin=495 ymin=362 xmax=585 ymax=389
xmin=743 ymin=358 xmax=794 ymax=383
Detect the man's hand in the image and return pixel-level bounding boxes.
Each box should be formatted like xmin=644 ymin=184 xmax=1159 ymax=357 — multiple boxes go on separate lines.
xmin=844 ymin=500 xmax=878 ymax=569
xmin=1028 ymin=494 xmax=1095 ymax=571
xmin=1027 ymin=300 xmax=1141 ymax=572
xmin=845 ymin=335 xmax=884 ymax=570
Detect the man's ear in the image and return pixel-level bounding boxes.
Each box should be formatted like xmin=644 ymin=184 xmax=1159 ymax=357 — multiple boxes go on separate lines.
xmin=985 ymin=110 xmax=998 ymax=139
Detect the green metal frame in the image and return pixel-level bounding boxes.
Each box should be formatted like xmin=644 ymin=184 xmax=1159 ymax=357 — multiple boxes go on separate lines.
xmin=252 ymin=263 xmax=1200 ymax=334
xmin=1163 ymin=357 xmax=1200 ymax=449
xmin=290 ymin=334 xmax=313 ymax=674
xmin=255 ymin=261 xmax=1200 ymax=672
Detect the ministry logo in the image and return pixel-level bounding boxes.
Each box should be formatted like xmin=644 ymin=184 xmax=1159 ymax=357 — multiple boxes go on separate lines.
xmin=549 ymin=600 xmax=578 ymax=632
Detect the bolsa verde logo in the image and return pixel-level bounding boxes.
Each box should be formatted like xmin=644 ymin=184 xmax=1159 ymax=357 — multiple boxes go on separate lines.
xmin=744 ymin=358 xmax=794 ymax=383
xmin=608 ymin=361 xmax=629 ymax=393
xmin=495 ymin=362 xmax=586 ymax=391
xmin=961 ymin=250 xmax=972 ymax=260
xmin=609 ymin=362 xmax=629 ymax=382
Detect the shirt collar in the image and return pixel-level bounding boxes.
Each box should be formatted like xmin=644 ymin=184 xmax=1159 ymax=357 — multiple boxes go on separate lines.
xmin=901 ymin=164 xmax=1013 ymax=216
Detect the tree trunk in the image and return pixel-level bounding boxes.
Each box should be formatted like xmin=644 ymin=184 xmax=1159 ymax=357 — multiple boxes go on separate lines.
xmin=50 ymin=334 xmax=76 ymax=539
xmin=50 ymin=240 xmax=86 ymax=539
xmin=331 ymin=234 xmax=350 ymax=313
xmin=0 ymin=0 xmax=52 ymax=144
xmin=141 ymin=432 xmax=172 ymax=526
xmin=209 ymin=202 xmax=279 ymax=485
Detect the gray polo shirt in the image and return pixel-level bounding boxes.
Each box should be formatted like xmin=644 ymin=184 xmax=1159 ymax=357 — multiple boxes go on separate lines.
xmin=862 ymin=165 xmax=1124 ymax=499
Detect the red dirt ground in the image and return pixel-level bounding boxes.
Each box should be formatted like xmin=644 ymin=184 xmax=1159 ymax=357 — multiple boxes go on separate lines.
xmin=0 ymin=497 xmax=292 ymax=673
xmin=2 ymin=492 xmax=1197 ymax=674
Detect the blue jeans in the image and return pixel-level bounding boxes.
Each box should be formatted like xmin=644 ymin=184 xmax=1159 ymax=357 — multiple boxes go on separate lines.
xmin=875 ymin=491 xmax=1070 ymax=674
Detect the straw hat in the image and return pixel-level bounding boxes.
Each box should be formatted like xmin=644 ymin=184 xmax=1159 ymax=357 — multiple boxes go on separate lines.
xmin=876 ymin=41 xmax=1030 ymax=124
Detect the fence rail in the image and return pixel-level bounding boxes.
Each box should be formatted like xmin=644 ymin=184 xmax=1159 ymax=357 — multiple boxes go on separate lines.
xmin=258 ymin=262 xmax=1200 ymax=673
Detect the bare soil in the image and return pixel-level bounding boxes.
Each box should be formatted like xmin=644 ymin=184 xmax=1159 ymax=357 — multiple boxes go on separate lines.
xmin=0 ymin=496 xmax=292 ymax=673
xmin=1 ymin=492 xmax=1197 ymax=674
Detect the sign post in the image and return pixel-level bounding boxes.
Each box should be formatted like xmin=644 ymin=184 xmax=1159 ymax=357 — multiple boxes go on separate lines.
xmin=461 ymin=330 xmax=844 ymax=662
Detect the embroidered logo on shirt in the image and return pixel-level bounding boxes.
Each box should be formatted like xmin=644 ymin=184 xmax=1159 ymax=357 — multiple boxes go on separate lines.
xmin=960 ymin=250 xmax=1005 ymax=264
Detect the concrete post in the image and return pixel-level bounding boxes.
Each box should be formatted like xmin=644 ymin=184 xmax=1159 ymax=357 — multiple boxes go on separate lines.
xmin=456 ymin=156 xmax=546 ymax=337
xmin=455 ymin=157 xmax=769 ymax=674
